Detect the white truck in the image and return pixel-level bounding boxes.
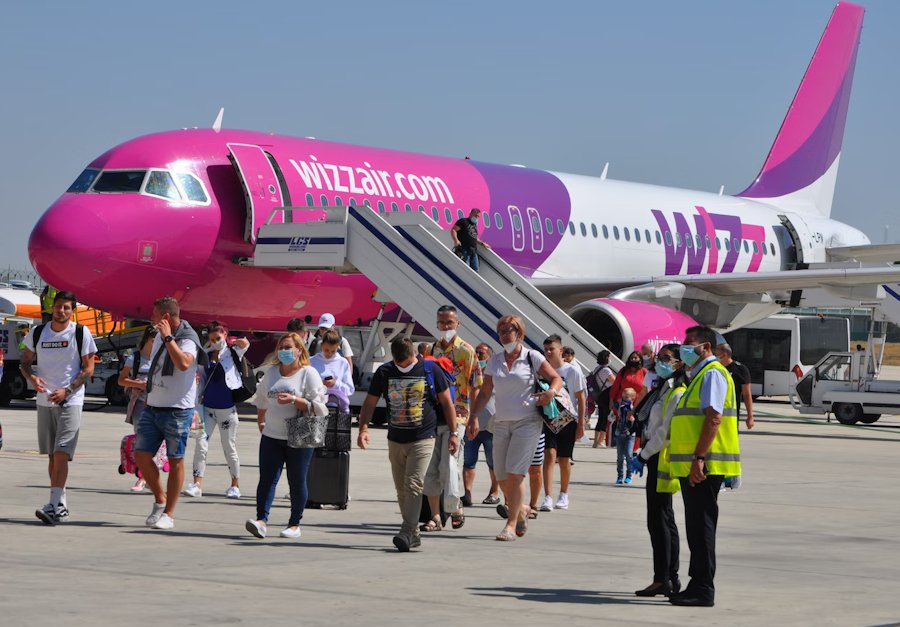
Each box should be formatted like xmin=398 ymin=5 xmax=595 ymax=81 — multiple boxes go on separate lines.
xmin=790 ymin=349 xmax=900 ymax=424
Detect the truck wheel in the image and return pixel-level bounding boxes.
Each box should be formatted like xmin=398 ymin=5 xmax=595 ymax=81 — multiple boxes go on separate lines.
xmin=859 ymin=413 xmax=881 ymax=424
xmin=833 ymin=403 xmax=862 ymax=425
xmin=6 ymin=371 xmax=29 ymax=399
xmin=105 ymin=377 xmax=128 ymax=406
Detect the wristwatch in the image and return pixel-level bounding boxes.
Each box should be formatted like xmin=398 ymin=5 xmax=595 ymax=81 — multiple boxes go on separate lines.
xmin=448 ymin=432 xmax=459 ymax=437
xmin=164 ymin=335 xmax=175 ymax=343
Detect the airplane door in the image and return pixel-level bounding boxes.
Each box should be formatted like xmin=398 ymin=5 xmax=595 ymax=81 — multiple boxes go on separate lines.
xmin=526 ymin=207 xmax=544 ymax=253
xmin=778 ymin=214 xmax=823 ymax=266
xmin=228 ymin=143 xmax=285 ymax=243
xmin=508 ymin=205 xmax=525 ymax=252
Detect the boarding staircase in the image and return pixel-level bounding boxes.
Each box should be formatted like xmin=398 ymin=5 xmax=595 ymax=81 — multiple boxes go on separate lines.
xmin=251 ymin=206 xmax=623 ymax=375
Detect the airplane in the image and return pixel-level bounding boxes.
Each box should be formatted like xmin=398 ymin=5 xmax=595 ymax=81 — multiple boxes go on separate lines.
xmin=26 ymin=1 xmax=900 ymax=358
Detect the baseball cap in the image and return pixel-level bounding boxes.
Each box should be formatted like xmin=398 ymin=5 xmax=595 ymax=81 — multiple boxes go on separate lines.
xmin=317 ymin=313 xmax=336 ymax=329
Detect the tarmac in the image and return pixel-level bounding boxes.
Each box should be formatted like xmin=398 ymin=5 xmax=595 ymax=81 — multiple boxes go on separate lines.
xmin=2 ymin=389 xmax=900 ymax=626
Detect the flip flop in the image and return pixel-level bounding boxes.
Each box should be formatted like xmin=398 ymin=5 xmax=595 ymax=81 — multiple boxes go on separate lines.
xmin=515 ymin=516 xmax=528 ymax=537
xmin=482 ymin=495 xmax=500 ymax=505
xmin=495 ymin=529 xmax=516 ymax=542
xmin=527 ymin=508 xmax=538 ymax=520
xmin=451 ymin=512 xmax=465 ymax=529
xmin=419 ymin=516 xmax=443 ymax=532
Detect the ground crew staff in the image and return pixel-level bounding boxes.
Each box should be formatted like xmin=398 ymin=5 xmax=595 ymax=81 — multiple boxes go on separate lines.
xmin=666 ymin=325 xmax=740 ymax=608
xmin=40 ymin=285 xmax=58 ymax=323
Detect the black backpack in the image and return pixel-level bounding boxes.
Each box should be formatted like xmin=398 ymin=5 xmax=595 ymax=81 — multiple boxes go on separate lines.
xmin=229 ymin=346 xmax=257 ymax=403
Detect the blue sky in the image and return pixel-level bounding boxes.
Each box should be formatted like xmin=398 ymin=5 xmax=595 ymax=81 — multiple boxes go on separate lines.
xmin=1 ymin=0 xmax=897 ymax=270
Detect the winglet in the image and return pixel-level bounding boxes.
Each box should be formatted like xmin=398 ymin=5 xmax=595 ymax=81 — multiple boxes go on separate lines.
xmin=212 ymin=107 xmax=225 ymax=133
xmin=739 ymin=2 xmax=865 ymax=218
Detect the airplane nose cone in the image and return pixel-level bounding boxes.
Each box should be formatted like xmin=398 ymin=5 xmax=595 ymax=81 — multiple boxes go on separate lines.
xmin=29 ymin=196 xmax=112 ymax=290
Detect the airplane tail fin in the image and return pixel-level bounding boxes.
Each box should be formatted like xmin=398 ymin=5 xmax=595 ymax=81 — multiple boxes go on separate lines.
xmin=738 ymin=2 xmax=864 ymax=218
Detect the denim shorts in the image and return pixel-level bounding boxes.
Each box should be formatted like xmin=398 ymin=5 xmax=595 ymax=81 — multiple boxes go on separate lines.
xmin=136 ymin=406 xmax=194 ymax=458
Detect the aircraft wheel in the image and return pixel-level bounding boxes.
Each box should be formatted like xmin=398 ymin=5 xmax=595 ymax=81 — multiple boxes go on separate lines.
xmin=859 ymin=413 xmax=881 ymax=424
xmin=833 ymin=402 xmax=862 ymax=425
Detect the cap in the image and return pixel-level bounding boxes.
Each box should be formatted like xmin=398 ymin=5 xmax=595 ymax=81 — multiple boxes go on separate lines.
xmin=317 ymin=313 xmax=336 ymax=329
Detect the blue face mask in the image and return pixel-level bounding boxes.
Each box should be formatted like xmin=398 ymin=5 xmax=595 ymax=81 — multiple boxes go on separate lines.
xmin=478 ymin=359 xmax=487 ymax=369
xmin=469 ymin=216 xmax=479 ymax=224
xmin=655 ymin=362 xmax=675 ymax=379
xmin=277 ymin=349 xmax=296 ymax=365
xmin=679 ymin=344 xmax=701 ymax=367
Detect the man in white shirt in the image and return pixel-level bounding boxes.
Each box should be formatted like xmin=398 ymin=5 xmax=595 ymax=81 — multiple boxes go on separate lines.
xmin=136 ymin=297 xmax=206 ymax=530
xmin=21 ymin=290 xmax=97 ymax=524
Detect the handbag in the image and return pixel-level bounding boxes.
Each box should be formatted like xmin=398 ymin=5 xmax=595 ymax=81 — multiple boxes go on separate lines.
xmin=286 ymin=411 xmax=328 ymax=449
xmin=526 ymin=350 xmax=576 ymax=434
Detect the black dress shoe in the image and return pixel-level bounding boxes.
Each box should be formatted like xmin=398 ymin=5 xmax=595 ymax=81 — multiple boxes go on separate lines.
xmin=635 ymin=581 xmax=672 ymax=597
xmin=669 ymin=595 xmax=714 ymax=607
xmin=667 ymin=578 xmax=682 ymax=597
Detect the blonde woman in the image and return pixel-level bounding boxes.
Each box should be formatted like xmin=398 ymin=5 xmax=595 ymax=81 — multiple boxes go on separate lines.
xmin=245 ymin=333 xmax=326 ymax=540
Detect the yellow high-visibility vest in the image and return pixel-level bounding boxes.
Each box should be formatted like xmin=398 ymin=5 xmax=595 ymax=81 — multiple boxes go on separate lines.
xmin=655 ymin=381 xmax=685 ymax=494
xmin=668 ymin=359 xmax=740 ymax=478
xmin=41 ymin=287 xmax=57 ymax=314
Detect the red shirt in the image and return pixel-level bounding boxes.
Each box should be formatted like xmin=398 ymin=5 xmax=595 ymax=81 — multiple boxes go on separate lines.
xmin=610 ymin=366 xmax=647 ymax=403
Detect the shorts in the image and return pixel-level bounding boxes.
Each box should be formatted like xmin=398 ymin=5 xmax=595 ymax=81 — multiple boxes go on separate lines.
xmin=531 ymin=432 xmax=545 ymax=466
xmin=463 ymin=429 xmax=494 ymax=470
xmin=37 ymin=404 xmax=83 ymax=460
xmin=136 ymin=406 xmax=194 ymax=459
xmin=492 ymin=417 xmax=542 ymax=481
xmin=543 ymin=420 xmax=577 ymax=458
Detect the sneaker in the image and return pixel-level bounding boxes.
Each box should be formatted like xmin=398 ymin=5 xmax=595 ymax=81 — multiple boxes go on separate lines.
xmin=225 ymin=486 xmax=241 ymax=499
xmin=555 ymin=493 xmax=569 ymax=509
xmin=152 ymin=514 xmax=174 ymax=530
xmin=279 ymin=526 xmax=302 ymax=538
xmin=616 ymin=478 xmax=624 ymax=485
xmin=624 ymin=477 xmax=633 ymax=484
xmin=54 ymin=505 xmax=70 ymax=522
xmin=393 ymin=532 xmax=421 ymax=552
xmin=35 ymin=503 xmax=57 ymax=526
xmin=182 ymin=483 xmax=202 ymax=498
xmin=130 ymin=478 xmax=146 ymax=492
xmin=496 ymin=503 xmax=509 ymax=519
xmin=539 ymin=496 xmax=553 ymax=512
xmin=145 ymin=502 xmax=166 ymax=527
xmin=245 ymin=519 xmax=267 ymax=538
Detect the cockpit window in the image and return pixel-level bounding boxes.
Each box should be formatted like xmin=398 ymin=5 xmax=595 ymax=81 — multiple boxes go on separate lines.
xmin=174 ymin=172 xmax=208 ymax=203
xmin=67 ymin=168 xmax=100 ymax=193
xmin=93 ymin=170 xmax=147 ymax=192
xmin=144 ymin=170 xmax=181 ymax=201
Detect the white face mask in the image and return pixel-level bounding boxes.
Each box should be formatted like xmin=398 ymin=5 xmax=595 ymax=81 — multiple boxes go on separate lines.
xmin=503 ymin=341 xmax=519 ymax=353
xmin=441 ymin=329 xmax=456 ymax=343
xmin=210 ymin=339 xmax=226 ymax=351
xmin=396 ymin=360 xmax=416 ymax=373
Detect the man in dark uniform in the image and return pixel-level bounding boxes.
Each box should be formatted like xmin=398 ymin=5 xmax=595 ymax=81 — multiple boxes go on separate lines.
xmin=451 ymin=208 xmax=491 ymax=271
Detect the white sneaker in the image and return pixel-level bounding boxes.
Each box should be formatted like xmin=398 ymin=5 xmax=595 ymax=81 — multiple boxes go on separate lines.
xmin=152 ymin=514 xmax=174 ymax=530
xmin=555 ymin=492 xmax=569 ymax=509
xmin=225 ymin=486 xmax=241 ymax=499
xmin=182 ymin=483 xmax=202 ymax=498
xmin=145 ymin=502 xmax=166 ymax=527
xmin=279 ymin=526 xmax=302 ymax=538
xmin=245 ymin=519 xmax=267 ymax=538
xmin=539 ymin=496 xmax=553 ymax=512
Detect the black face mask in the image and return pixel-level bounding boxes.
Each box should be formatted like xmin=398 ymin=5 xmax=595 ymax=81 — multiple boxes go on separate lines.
xmin=628 ymin=360 xmax=640 ymax=368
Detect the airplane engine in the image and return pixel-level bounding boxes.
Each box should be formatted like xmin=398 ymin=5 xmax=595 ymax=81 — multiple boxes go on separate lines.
xmin=568 ymin=298 xmax=699 ymax=359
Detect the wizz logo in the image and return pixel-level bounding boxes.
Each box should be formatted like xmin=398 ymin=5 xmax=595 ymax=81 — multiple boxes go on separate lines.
xmin=652 ymin=206 xmax=765 ymax=275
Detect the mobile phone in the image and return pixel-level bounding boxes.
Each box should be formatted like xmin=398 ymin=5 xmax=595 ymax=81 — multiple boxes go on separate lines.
xmin=323 ymin=375 xmax=335 ymax=381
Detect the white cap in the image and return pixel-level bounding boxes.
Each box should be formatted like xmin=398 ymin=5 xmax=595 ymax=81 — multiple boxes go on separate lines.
xmin=317 ymin=313 xmax=336 ymax=329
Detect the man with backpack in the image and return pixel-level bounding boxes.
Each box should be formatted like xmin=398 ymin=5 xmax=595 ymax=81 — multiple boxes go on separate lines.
xmin=357 ymin=337 xmax=457 ymax=552
xmin=422 ymin=305 xmax=481 ymax=531
xmin=20 ymin=290 xmax=97 ymax=524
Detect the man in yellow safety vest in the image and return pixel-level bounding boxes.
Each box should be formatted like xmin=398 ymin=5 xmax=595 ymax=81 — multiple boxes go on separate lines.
xmin=666 ymin=325 xmax=740 ymax=608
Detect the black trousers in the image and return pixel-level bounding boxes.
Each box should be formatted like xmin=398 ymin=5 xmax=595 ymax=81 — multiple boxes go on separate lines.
xmin=646 ymin=453 xmax=680 ymax=583
xmin=679 ymin=473 xmax=723 ymax=601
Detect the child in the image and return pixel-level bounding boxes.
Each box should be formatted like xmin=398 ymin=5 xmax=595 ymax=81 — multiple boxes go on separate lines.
xmin=613 ymin=387 xmax=637 ymax=484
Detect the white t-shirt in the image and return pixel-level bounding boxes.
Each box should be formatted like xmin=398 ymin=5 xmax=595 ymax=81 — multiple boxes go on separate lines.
xmin=556 ymin=362 xmax=586 ymax=396
xmin=146 ymin=335 xmax=200 ymax=409
xmin=309 ymin=352 xmax=355 ymax=396
xmin=485 ymin=348 xmax=546 ymax=423
xmin=255 ymin=365 xmax=327 ymax=440
xmin=24 ymin=321 xmax=97 ymax=407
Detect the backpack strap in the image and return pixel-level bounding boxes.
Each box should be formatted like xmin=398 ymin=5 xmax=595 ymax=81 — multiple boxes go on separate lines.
xmin=33 ymin=323 xmax=45 ymax=351
xmin=422 ymin=359 xmax=436 ymax=401
xmin=75 ymin=324 xmax=84 ymax=358
xmin=131 ymin=351 xmax=142 ymax=379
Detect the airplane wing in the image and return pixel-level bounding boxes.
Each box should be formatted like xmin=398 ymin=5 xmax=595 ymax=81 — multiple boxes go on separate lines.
xmin=532 ymin=265 xmax=900 ymax=307
xmin=826 ymin=243 xmax=900 ymax=264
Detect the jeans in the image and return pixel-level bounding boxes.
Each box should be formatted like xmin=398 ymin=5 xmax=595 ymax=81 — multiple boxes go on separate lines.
xmin=424 ymin=425 xmax=463 ymax=511
xmin=387 ymin=438 xmax=434 ymax=536
xmin=136 ymin=406 xmax=193 ymax=458
xmin=193 ymin=405 xmax=240 ymax=479
xmin=463 ymin=429 xmax=494 ymax=470
xmin=461 ymin=246 xmax=480 ymax=271
xmin=255 ymin=435 xmax=314 ymax=527
xmin=615 ymin=432 xmax=636 ymax=480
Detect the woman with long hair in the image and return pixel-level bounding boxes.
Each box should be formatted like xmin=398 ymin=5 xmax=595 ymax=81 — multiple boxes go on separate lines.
xmin=118 ymin=326 xmax=157 ymax=491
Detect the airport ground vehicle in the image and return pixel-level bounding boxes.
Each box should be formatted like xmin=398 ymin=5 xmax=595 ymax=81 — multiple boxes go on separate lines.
xmin=0 ymin=320 xmax=36 ymax=405
xmin=790 ymin=349 xmax=900 ymax=425
xmin=724 ymin=314 xmax=850 ymax=397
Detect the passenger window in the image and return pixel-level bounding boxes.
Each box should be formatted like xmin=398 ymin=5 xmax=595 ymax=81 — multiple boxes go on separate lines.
xmin=144 ymin=171 xmax=182 ymax=201
xmin=685 ymin=233 xmax=692 ymax=248
xmin=532 ymin=216 xmax=541 ymax=233
xmin=743 ymin=240 xmax=750 ymax=253
xmin=404 ymin=203 xmax=412 ymax=212
xmin=675 ymin=233 xmax=682 ymax=247
xmin=655 ymin=231 xmax=662 ymax=245
xmin=602 ymin=225 xmax=609 ymax=239
xmin=613 ymin=226 xmax=620 ymax=240
xmin=732 ymin=238 xmax=739 ymax=251
xmin=349 ymin=197 xmax=357 ymax=206
xmin=364 ymin=199 xmax=371 ymax=208
xmin=305 ymin=193 xmax=315 ymax=206
xmin=664 ymin=231 xmax=672 ymax=246
xmin=645 ymin=229 xmax=651 ymax=243
xmin=770 ymin=243 xmax=776 ymax=256
xmin=93 ymin=170 xmax=146 ymax=193
xmin=752 ymin=241 xmax=759 ymax=254
xmin=67 ymin=168 xmax=100 ymax=193
xmin=761 ymin=242 xmax=766 ymax=255
xmin=320 ymin=194 xmax=328 ymax=206
xmin=334 ymin=196 xmax=343 ymax=206
xmin=724 ymin=238 xmax=731 ymax=251
xmin=494 ymin=212 xmax=503 ymax=229
xmin=418 ymin=205 xmax=425 ymax=213
xmin=568 ymin=222 xmax=576 ymax=235
xmin=634 ymin=229 xmax=641 ymax=243
xmin=557 ymin=219 xmax=564 ymax=234
xmin=705 ymin=235 xmax=711 ymax=249
xmin=513 ymin=214 xmax=522 ymax=230
xmin=445 ymin=208 xmax=452 ymax=223
xmin=457 ymin=209 xmax=465 ymax=220
xmin=483 ymin=212 xmax=489 ymax=227
xmin=696 ymin=235 xmax=703 ymax=249
xmin=580 ymin=222 xmax=587 ymax=237
xmin=392 ymin=202 xmax=400 ymax=212
xmin=431 ymin=207 xmax=439 ymax=222
xmin=174 ymin=173 xmax=208 ymax=203
xmin=545 ymin=218 xmax=554 ymax=235
xmin=378 ymin=201 xmax=386 ymax=214
xmin=624 ymin=228 xmax=631 ymax=242
xmin=715 ymin=237 xmax=721 ymax=250
xmin=591 ymin=224 xmax=598 ymax=238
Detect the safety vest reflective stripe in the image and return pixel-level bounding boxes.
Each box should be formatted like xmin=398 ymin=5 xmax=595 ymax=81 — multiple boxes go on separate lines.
xmin=655 ymin=382 xmax=685 ymax=494
xmin=669 ymin=360 xmax=741 ymax=478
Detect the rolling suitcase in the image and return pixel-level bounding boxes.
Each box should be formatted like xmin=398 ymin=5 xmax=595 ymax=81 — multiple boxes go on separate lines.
xmin=323 ymin=403 xmax=352 ymax=452
xmin=306 ymin=449 xmax=350 ymax=509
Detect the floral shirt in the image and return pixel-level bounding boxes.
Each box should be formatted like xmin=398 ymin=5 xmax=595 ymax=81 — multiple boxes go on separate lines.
xmin=431 ymin=335 xmax=482 ymax=426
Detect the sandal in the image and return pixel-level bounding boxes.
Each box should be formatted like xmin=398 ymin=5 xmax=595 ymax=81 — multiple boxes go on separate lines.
xmin=527 ymin=508 xmax=538 ymax=520
xmin=451 ymin=511 xmax=465 ymax=529
xmin=419 ymin=516 xmax=443 ymax=532
xmin=482 ymin=495 xmax=500 ymax=505
xmin=495 ymin=529 xmax=516 ymax=541
xmin=515 ymin=515 xmax=528 ymax=537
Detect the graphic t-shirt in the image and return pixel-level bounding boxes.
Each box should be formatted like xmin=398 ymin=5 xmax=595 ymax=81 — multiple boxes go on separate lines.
xmin=454 ymin=217 xmax=478 ymax=249
xmin=255 ymin=365 xmax=326 ymax=441
xmin=368 ymin=360 xmax=445 ymax=443
xmin=430 ymin=336 xmax=482 ymax=425
xmin=24 ymin=321 xmax=97 ymax=407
